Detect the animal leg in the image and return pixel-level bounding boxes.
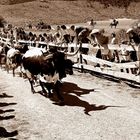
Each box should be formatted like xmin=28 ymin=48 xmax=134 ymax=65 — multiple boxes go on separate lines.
xmin=39 ymin=80 xmax=47 ymax=95
xmin=54 ymin=81 xmax=64 ymax=102
xmin=29 ymin=79 xmax=36 ymax=93
xmin=12 ymin=68 xmax=15 ymax=77
xmin=47 ymin=83 xmax=53 ymax=98
xmin=5 ymin=64 xmax=9 ymax=74
xmin=19 ymin=65 xmax=23 ymax=77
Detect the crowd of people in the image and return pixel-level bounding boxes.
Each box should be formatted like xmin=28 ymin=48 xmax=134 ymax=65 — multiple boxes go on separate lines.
xmin=0 ymin=20 xmax=140 ymax=73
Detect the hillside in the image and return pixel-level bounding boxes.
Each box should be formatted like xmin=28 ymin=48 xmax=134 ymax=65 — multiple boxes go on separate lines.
xmin=0 ymin=0 xmax=35 ymax=5
xmin=0 ymin=0 xmax=139 ymax=26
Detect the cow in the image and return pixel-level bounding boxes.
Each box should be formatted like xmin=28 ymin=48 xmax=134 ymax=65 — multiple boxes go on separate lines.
xmin=6 ymin=48 xmax=23 ymax=76
xmin=22 ymin=47 xmax=79 ymax=104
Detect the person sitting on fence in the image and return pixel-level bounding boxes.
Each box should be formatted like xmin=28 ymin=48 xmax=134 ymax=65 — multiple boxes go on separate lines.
xmin=53 ymin=32 xmax=62 ymax=45
xmin=90 ymin=29 xmax=113 ymax=61
xmin=68 ymin=25 xmax=76 ymax=43
xmin=68 ymin=25 xmax=76 ymax=52
xmin=110 ymin=32 xmax=119 ymax=62
xmin=60 ymin=25 xmax=70 ymax=44
xmin=118 ymin=46 xmax=132 ymax=73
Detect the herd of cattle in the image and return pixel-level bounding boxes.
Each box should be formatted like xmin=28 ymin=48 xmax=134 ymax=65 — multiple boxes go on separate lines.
xmin=0 ymin=42 xmax=80 ymax=105
xmin=0 ymin=21 xmax=140 ymax=104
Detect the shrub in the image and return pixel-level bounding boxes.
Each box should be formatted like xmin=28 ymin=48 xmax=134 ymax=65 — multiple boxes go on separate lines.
xmin=0 ymin=16 xmax=6 ymax=27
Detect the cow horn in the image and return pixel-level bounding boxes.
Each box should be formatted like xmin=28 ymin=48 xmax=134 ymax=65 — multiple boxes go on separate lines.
xmin=65 ymin=46 xmax=80 ymax=56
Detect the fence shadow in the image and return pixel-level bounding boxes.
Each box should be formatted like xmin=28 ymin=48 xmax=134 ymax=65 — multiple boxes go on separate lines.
xmin=0 ymin=109 xmax=15 ymax=114
xmin=0 ymin=102 xmax=17 ymax=107
xmin=0 ymin=127 xmax=18 ymax=138
xmin=0 ymin=115 xmax=15 ymax=120
xmin=0 ymin=93 xmax=13 ymax=98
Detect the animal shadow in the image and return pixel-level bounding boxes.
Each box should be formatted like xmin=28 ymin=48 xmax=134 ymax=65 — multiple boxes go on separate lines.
xmin=61 ymin=82 xmax=95 ymax=97
xmin=51 ymin=82 xmax=121 ymax=115
xmin=0 ymin=127 xmax=18 ymax=138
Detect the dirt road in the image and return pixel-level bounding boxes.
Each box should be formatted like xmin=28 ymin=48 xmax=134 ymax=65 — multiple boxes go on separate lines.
xmin=0 ymin=68 xmax=140 ymax=140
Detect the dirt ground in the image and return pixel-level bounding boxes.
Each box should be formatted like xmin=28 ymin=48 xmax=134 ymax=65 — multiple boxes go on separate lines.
xmin=0 ymin=16 xmax=140 ymax=140
xmin=0 ymin=66 xmax=140 ymax=140
xmin=0 ymin=1 xmax=140 ymax=139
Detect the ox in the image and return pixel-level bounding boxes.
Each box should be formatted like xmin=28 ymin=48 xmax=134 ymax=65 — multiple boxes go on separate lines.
xmin=6 ymin=48 xmax=22 ymax=76
xmin=22 ymin=47 xmax=78 ymax=103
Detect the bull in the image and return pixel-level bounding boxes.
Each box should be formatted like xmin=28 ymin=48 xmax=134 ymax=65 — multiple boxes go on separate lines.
xmin=22 ymin=47 xmax=79 ymax=104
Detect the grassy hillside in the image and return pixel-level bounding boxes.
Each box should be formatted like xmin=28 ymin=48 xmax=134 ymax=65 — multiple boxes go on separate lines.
xmin=0 ymin=0 xmax=35 ymax=5
xmin=0 ymin=0 xmax=139 ymax=26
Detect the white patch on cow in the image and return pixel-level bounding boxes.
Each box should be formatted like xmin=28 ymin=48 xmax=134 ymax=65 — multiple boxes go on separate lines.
xmin=7 ymin=48 xmax=20 ymax=58
xmin=90 ymin=29 xmax=100 ymax=34
xmin=39 ymin=72 xmax=59 ymax=84
xmin=23 ymin=48 xmax=46 ymax=58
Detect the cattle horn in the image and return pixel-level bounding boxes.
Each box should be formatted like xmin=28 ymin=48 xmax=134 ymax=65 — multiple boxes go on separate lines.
xmin=65 ymin=46 xmax=80 ymax=56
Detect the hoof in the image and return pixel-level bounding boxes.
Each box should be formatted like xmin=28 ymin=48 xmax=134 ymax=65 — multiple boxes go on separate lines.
xmin=32 ymin=90 xmax=36 ymax=94
xmin=57 ymin=100 xmax=65 ymax=106
xmin=48 ymin=94 xmax=53 ymax=98
xmin=39 ymin=91 xmax=47 ymax=96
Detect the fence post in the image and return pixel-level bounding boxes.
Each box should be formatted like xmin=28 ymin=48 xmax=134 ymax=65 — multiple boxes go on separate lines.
xmin=137 ymin=45 xmax=140 ymax=82
xmin=80 ymin=53 xmax=84 ymax=73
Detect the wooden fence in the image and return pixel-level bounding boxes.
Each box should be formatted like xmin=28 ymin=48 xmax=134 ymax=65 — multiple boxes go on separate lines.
xmin=0 ymin=36 xmax=140 ymax=86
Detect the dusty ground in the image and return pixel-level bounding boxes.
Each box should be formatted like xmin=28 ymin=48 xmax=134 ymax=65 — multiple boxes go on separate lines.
xmin=0 ymin=66 xmax=140 ymax=140
xmin=0 ymin=1 xmax=140 ymax=139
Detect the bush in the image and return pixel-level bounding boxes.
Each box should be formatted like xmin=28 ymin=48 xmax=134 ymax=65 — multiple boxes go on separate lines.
xmin=0 ymin=16 xmax=6 ymax=27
